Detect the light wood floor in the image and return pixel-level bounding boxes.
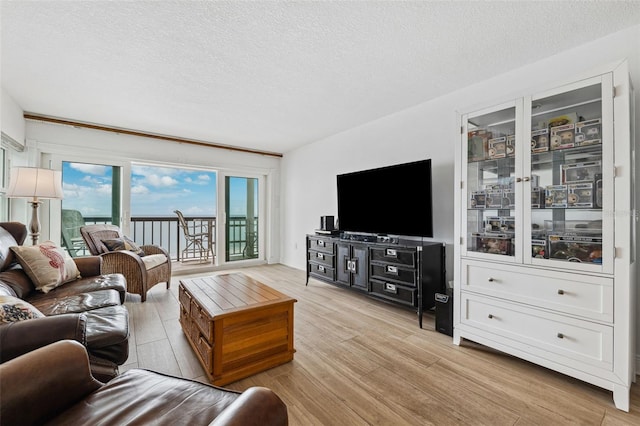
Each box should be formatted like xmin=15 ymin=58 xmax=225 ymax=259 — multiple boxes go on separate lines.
xmin=122 ymin=264 xmax=640 ymax=425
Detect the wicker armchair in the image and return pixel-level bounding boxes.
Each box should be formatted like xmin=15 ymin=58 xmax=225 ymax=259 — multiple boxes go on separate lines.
xmin=80 ymin=224 xmax=171 ymax=302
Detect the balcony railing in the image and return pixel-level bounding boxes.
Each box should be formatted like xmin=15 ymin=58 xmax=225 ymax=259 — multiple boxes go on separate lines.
xmin=64 ymin=215 xmax=258 ymax=262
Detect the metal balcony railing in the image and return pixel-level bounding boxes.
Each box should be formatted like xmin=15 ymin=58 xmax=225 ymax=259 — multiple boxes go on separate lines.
xmin=64 ymin=215 xmax=257 ymax=262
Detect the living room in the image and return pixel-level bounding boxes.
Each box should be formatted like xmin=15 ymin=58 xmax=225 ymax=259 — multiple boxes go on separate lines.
xmin=2 ymin=1 xmax=640 ymax=424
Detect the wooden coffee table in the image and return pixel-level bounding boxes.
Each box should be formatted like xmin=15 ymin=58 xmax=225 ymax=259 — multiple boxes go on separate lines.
xmin=178 ymin=273 xmax=296 ymax=386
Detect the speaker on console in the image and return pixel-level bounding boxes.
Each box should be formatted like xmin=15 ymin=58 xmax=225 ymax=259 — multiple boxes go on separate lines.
xmin=320 ymin=216 xmax=335 ymax=231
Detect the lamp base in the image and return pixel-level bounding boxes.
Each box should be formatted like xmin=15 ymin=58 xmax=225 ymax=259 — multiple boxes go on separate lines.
xmin=28 ymin=200 xmax=41 ymax=246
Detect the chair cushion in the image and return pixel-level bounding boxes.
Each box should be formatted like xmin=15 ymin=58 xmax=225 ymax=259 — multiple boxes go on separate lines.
xmin=10 ymin=242 xmax=81 ymax=293
xmin=141 ymin=254 xmax=167 ymax=270
xmin=0 ymin=295 xmax=44 ymax=323
xmin=49 ymin=369 xmax=240 ymax=425
xmin=101 ymin=237 xmax=145 ymax=257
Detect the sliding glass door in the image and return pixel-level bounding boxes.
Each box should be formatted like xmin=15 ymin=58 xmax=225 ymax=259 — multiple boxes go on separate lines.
xmin=225 ymin=176 xmax=259 ymax=261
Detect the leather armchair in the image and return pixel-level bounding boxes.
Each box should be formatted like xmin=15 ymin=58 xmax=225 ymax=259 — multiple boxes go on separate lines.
xmin=0 ymin=340 xmax=288 ymax=426
xmin=80 ymin=224 xmax=171 ymax=302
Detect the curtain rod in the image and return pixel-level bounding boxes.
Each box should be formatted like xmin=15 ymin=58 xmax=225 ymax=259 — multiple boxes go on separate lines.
xmin=23 ymin=113 xmax=283 ymax=158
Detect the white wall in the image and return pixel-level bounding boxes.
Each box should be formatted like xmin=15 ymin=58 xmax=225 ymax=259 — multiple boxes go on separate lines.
xmin=0 ymin=87 xmax=25 ymax=145
xmin=280 ymin=24 xmax=640 ymax=348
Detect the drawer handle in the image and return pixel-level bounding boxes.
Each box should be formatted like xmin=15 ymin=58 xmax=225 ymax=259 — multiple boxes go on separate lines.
xmin=384 ymin=283 xmax=397 ymax=294
xmin=386 ymin=248 xmax=397 ymax=257
xmin=387 ymin=265 xmax=398 ymax=275
xmin=557 ymin=333 xmax=564 ymax=339
xmin=487 ymin=277 xmax=495 ymax=282
xmin=557 ymin=289 xmax=564 ymax=295
xmin=488 ymin=314 xmax=494 ymax=319
xmin=317 ymin=252 xmax=324 ymax=259
xmin=318 ymin=240 xmax=325 ymax=247
xmin=318 ymin=265 xmax=325 ymax=272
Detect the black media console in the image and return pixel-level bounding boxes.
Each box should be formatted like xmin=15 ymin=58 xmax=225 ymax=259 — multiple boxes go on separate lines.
xmin=305 ymin=233 xmax=446 ymax=328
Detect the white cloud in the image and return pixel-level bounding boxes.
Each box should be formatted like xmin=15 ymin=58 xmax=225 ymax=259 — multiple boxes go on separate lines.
xmin=131 ymin=185 xmax=149 ymax=195
xmin=146 ymin=174 xmax=178 ymax=188
xmin=70 ymin=163 xmax=109 ymax=176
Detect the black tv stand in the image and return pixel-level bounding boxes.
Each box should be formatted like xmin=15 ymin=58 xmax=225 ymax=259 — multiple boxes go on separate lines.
xmin=305 ymin=233 xmax=446 ymax=328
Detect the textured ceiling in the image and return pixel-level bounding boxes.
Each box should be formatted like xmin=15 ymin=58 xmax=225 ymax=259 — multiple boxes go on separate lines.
xmin=2 ymin=1 xmax=639 ymax=154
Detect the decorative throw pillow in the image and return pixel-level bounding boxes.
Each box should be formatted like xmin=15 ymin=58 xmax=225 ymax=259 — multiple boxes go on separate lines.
xmin=101 ymin=236 xmax=145 ymax=257
xmin=10 ymin=241 xmax=81 ymax=293
xmin=0 ymin=295 xmax=44 ymax=323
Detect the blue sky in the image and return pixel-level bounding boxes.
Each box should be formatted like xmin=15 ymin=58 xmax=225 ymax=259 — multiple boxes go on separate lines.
xmin=62 ymin=162 xmax=218 ymax=217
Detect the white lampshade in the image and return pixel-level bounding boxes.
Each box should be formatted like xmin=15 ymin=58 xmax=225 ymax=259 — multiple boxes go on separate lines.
xmin=6 ymin=167 xmax=64 ymax=200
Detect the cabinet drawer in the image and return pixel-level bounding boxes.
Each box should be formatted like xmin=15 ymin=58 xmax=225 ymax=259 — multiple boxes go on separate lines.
xmin=370 ymin=278 xmax=416 ymax=307
xmin=308 ymin=262 xmax=334 ymax=280
xmin=178 ymin=284 xmax=192 ymax=314
xmin=308 ymin=237 xmax=334 ymax=254
xmin=370 ymin=264 xmax=417 ymax=287
xmin=190 ymin=299 xmax=214 ymax=342
xmin=370 ymin=247 xmax=416 ymax=267
xmin=461 ymin=260 xmax=613 ymax=322
xmin=460 ymin=293 xmax=613 ymax=370
xmin=308 ymin=250 xmax=334 ymax=267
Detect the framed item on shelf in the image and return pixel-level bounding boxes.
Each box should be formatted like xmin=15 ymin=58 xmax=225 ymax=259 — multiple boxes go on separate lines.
xmin=550 ymin=123 xmax=575 ymax=150
xmin=575 ymin=118 xmax=602 ymax=146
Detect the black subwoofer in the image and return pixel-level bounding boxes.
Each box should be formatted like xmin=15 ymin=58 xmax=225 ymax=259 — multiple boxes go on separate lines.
xmin=435 ymin=290 xmax=453 ymax=337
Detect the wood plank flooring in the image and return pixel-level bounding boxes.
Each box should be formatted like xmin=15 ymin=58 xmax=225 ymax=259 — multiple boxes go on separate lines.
xmin=122 ymin=264 xmax=640 ymax=425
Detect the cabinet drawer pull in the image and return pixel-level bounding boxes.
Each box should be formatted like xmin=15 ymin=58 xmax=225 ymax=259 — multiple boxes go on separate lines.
xmin=386 ymin=265 xmax=398 ymax=275
xmin=487 ymin=277 xmax=495 ymax=282
xmin=317 ymin=240 xmax=325 ymax=247
xmin=386 ymin=248 xmax=397 ymax=257
xmin=557 ymin=333 xmax=564 ymax=339
xmin=316 ymin=252 xmax=324 ymax=259
xmin=384 ymin=283 xmax=397 ymax=294
xmin=557 ymin=289 xmax=564 ymax=295
xmin=488 ymin=314 xmax=494 ymax=319
xmin=318 ymin=265 xmax=325 ymax=272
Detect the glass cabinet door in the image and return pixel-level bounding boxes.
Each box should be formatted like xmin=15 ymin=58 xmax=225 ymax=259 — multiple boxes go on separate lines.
xmin=463 ymin=102 xmax=520 ymax=261
xmin=525 ymin=75 xmax=613 ymax=273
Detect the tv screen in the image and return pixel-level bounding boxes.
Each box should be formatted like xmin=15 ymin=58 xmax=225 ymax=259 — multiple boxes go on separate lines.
xmin=337 ymin=159 xmax=433 ymax=238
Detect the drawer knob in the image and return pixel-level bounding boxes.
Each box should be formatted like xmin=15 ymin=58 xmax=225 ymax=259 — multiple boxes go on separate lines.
xmin=488 ymin=277 xmax=495 ymax=282
xmin=488 ymin=314 xmax=494 ymax=319
xmin=557 ymin=333 xmax=564 ymax=339
xmin=557 ymin=289 xmax=564 ymax=295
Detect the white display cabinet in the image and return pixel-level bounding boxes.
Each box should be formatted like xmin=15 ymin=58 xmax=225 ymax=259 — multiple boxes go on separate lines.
xmin=453 ymin=60 xmax=636 ymax=411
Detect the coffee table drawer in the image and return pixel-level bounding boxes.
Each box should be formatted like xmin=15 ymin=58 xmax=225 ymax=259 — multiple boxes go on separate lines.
xmin=179 ymin=284 xmax=192 ymax=314
xmin=195 ymin=334 xmax=213 ymax=372
xmin=191 ymin=299 xmax=214 ymax=342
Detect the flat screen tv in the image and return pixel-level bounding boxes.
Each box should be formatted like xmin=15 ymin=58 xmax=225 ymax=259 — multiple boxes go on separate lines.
xmin=337 ymin=159 xmax=433 ymax=238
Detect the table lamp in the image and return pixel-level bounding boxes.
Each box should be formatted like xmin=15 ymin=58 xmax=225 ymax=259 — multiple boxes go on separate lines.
xmin=6 ymin=167 xmax=64 ymax=245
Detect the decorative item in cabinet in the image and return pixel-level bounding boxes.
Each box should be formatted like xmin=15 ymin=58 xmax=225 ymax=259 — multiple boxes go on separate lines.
xmin=506 ymin=134 xmax=515 ymax=157
xmin=545 ymin=185 xmax=568 ymax=208
xmin=575 ymin=118 xmax=602 ymax=146
xmin=471 ymin=233 xmax=513 ymax=255
xmin=470 ymin=190 xmax=486 ymax=208
xmin=550 ymin=123 xmax=575 ymax=150
xmin=488 ymin=137 xmax=506 ymax=159
xmin=485 ymin=189 xmax=503 ymax=208
xmin=567 ymin=183 xmax=594 ymax=208
xmin=548 ymin=234 xmax=602 ymax=264
xmin=561 ymin=161 xmax=601 ymax=184
xmin=531 ymin=187 xmax=545 ymax=208
xmin=468 ymin=129 xmax=491 ymax=161
xmin=531 ymin=128 xmax=550 ymax=153
xmin=531 ymin=238 xmax=547 ymax=258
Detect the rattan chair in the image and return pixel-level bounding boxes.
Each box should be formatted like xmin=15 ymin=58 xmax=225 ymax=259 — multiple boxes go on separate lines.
xmin=80 ymin=224 xmax=171 ymax=302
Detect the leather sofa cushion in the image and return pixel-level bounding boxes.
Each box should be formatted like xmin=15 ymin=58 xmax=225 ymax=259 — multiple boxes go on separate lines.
xmin=50 ymin=368 xmax=241 ymax=425
xmin=85 ymin=305 xmax=129 ymax=364
xmin=26 ymin=273 xmax=127 ymax=305
xmin=30 ymin=289 xmax=121 ymax=316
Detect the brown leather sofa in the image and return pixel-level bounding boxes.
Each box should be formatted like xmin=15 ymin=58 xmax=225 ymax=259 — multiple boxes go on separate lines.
xmin=0 ymin=340 xmax=289 ymax=426
xmin=0 ymin=222 xmax=129 ymax=382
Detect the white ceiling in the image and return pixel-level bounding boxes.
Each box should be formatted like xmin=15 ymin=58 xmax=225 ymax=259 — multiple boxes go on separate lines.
xmin=2 ymin=1 xmax=639 ymax=155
